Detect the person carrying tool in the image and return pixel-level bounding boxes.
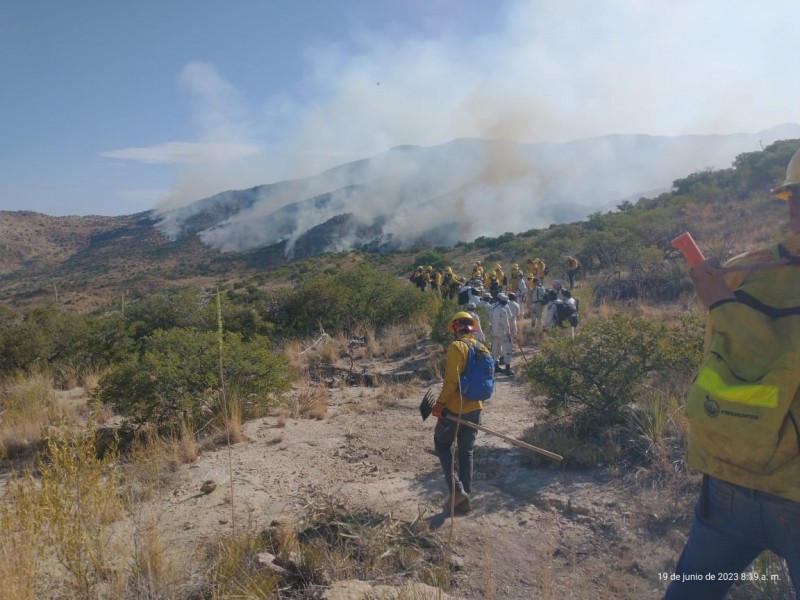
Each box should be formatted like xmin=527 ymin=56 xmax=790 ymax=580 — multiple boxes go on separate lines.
xmin=662 ymin=147 xmax=800 ymax=600
xmin=430 ymin=312 xmax=491 ymax=514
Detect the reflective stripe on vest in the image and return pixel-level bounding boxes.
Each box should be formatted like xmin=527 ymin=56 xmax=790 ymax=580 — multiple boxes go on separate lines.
xmin=695 ymin=366 xmax=779 ymax=408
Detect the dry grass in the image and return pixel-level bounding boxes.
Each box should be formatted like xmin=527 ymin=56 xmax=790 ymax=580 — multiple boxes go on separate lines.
xmin=122 ymin=426 xmax=194 ymax=503
xmin=124 ymin=512 xmax=187 ymax=599
xmin=37 ymin=421 xmax=125 ymax=598
xmin=0 ymin=474 xmax=42 ymax=600
xmin=0 ymin=371 xmax=86 ymax=459
xmin=283 ymin=340 xmax=305 ymax=374
xmin=377 ymin=381 xmax=419 ymax=408
xmin=286 ymin=379 xmax=329 ymax=420
xmin=224 ymin=396 xmax=246 ymax=444
xmin=522 ymin=419 xmax=622 ymax=469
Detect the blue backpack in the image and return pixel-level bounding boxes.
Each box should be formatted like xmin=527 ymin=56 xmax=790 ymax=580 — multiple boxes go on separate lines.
xmin=457 ymin=339 xmax=495 ymax=401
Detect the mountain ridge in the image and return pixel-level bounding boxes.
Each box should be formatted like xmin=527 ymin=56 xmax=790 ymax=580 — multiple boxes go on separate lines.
xmin=2 ymin=125 xmax=799 ymax=313
xmin=154 ymin=124 xmax=800 ymax=256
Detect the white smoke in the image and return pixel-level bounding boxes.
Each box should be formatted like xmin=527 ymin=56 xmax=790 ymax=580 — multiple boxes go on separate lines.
xmin=139 ymin=1 xmax=800 ymax=252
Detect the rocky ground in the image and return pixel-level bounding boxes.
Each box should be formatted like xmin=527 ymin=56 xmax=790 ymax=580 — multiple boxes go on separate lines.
xmin=132 ymin=338 xmax=702 ymax=600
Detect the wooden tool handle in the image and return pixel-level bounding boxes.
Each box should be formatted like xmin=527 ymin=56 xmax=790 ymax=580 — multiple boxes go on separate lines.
xmin=444 ymin=414 xmax=562 ymax=461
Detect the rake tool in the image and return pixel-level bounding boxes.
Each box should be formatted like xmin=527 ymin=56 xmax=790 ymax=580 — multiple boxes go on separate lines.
xmin=419 ymin=390 xmax=562 ymax=462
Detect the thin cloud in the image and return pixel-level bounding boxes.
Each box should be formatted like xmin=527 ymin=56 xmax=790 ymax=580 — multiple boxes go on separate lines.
xmin=101 ymin=141 xmax=260 ymax=165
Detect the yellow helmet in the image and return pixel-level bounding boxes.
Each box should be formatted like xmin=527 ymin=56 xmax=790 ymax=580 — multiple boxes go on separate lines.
xmin=512 ymin=263 xmax=518 ymax=269
xmin=773 ymin=147 xmax=800 ymax=200
xmin=425 ymin=265 xmax=432 ymax=271
xmin=494 ymin=264 xmax=502 ymax=270
xmin=449 ymin=311 xmax=477 ymax=334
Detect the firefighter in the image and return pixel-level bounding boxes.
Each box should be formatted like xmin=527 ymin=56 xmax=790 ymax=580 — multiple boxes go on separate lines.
xmin=508 ymin=263 xmax=520 ymax=293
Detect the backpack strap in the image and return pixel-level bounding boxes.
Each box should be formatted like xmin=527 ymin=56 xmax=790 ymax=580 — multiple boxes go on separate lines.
xmin=777 ymin=243 xmax=800 ymax=265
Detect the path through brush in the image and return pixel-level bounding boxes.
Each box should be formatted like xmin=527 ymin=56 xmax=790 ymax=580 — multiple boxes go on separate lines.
xmin=146 ymin=339 xmax=699 ymax=600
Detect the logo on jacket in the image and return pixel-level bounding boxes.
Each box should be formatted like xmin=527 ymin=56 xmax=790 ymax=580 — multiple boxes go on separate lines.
xmin=703 ymin=396 xmax=720 ymax=418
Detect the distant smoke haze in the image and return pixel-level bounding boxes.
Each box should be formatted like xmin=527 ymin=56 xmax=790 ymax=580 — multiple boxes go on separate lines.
xmin=154 ymin=125 xmax=800 ymax=256
xmin=141 ymin=1 xmax=800 ymax=219
xmin=142 ymin=2 xmax=800 ymax=255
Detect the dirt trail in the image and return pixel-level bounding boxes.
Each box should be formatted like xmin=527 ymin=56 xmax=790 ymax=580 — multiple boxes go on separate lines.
xmin=144 ymin=345 xmax=697 ymax=600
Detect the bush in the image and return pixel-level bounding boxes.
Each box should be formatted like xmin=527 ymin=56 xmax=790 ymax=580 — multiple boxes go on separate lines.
xmin=284 ymin=263 xmax=438 ymax=336
xmin=523 ymin=312 xmax=703 ymax=435
xmin=430 ymin=298 xmax=460 ymax=348
xmin=411 ymin=251 xmax=447 ymax=271
xmin=95 ymin=329 xmax=290 ymax=431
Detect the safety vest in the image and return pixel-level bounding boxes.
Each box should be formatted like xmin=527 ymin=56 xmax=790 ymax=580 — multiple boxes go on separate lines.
xmin=685 ymin=238 xmax=800 ymax=501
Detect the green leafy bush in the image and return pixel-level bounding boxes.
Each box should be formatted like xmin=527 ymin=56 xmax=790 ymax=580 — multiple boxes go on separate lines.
xmin=411 ymin=251 xmax=447 ymax=271
xmin=95 ymin=328 xmax=290 ymax=431
xmin=283 ymin=263 xmax=438 ymax=336
xmin=523 ymin=312 xmax=703 ymax=435
xmin=430 ymin=298 xmax=460 ymax=347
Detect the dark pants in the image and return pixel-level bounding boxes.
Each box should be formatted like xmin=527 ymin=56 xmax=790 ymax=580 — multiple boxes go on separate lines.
xmin=433 ymin=409 xmax=481 ymax=495
xmin=567 ymin=269 xmax=577 ymax=288
xmin=663 ymin=476 xmax=800 ymax=599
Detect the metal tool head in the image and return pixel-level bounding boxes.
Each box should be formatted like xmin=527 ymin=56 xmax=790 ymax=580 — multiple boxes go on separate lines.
xmin=419 ymin=388 xmax=436 ymax=421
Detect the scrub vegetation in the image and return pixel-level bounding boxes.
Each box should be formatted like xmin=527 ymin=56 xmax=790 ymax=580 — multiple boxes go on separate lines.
xmin=0 ymin=139 xmax=798 ymax=598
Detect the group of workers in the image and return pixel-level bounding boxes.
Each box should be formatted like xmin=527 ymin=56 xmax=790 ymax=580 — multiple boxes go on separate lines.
xmin=409 ymin=257 xmax=581 ymax=378
xmin=410 ymin=256 xmax=580 ymax=299
xmin=428 ymin=149 xmax=800 ymax=598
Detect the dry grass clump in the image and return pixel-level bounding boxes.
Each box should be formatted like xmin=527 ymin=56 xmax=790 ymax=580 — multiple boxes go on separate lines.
xmin=204 ymin=497 xmax=451 ymax=598
xmin=376 ymin=381 xmax=419 ymax=409
xmin=0 ymin=475 xmax=42 ymax=600
xmin=283 ymin=340 xmax=305 ymax=374
xmin=628 ymin=388 xmax=688 ymax=473
xmin=123 ymin=513 xmax=187 ymax=600
xmin=0 ymin=371 xmax=85 ymax=459
xmin=522 ymin=421 xmax=623 ymax=469
xmin=122 ymin=427 xmax=189 ymax=503
xmin=286 ymin=379 xmax=329 ymax=420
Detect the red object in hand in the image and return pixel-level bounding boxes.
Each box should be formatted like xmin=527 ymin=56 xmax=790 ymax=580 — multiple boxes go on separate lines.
xmin=671 ymin=232 xmax=705 ymax=267
xmin=432 ymin=403 xmax=445 ymax=418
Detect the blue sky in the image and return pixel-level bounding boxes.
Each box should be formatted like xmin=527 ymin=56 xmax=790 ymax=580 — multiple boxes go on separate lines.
xmin=1 ymin=0 xmax=798 ymax=217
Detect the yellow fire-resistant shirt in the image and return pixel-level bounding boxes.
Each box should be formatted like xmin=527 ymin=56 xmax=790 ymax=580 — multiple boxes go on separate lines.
xmin=436 ymin=333 xmax=487 ymax=414
xmin=685 ymin=233 xmax=800 ymax=502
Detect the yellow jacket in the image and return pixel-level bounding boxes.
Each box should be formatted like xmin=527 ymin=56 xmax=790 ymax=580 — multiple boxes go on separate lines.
xmin=685 ymin=233 xmax=800 ymax=501
xmin=436 ymin=333 xmax=486 ymax=414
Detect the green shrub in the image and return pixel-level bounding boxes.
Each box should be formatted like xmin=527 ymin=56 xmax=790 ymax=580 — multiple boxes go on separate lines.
xmin=95 ymin=329 xmax=290 ymax=431
xmin=523 ymin=312 xmax=703 ymax=435
xmin=430 ymin=299 xmax=460 ymax=348
xmin=284 ymin=263 xmax=437 ymax=336
xmin=411 ymin=251 xmax=447 ymax=271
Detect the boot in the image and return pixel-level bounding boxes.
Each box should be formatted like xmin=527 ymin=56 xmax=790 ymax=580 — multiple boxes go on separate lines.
xmin=504 ymin=362 xmax=512 ymax=376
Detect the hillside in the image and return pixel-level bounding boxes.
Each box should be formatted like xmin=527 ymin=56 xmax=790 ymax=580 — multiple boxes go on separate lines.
xmin=2 ymin=128 xmax=800 ymax=315
xmin=2 ymin=138 xmax=799 ymax=599
xmin=154 ymin=125 xmax=800 ymax=255
xmin=0 ymin=211 xmax=291 ymax=313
